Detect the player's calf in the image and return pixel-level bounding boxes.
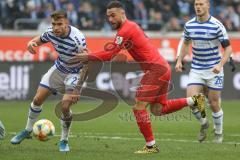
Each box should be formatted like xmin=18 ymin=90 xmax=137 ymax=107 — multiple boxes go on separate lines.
xmin=150 ymin=103 xmax=163 ymax=116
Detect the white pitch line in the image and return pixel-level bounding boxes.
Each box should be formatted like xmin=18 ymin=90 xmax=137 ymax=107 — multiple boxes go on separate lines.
xmin=8 ymin=132 xmax=240 ymax=145
xmin=75 ymin=135 xmax=240 ymax=145
xmin=73 ymin=132 xmax=240 ymax=137
xmin=9 ymin=132 xmax=240 ymax=137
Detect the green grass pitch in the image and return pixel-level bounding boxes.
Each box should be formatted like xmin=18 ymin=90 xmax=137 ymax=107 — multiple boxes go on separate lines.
xmin=0 ymin=100 xmax=239 ymax=160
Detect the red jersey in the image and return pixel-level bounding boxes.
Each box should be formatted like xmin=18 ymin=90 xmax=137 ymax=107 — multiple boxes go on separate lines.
xmin=89 ymin=19 xmax=168 ymax=70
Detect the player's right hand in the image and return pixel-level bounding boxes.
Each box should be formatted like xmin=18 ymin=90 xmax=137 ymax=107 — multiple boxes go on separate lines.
xmin=175 ymin=61 xmax=183 ymax=72
xmin=27 ymin=41 xmax=38 ymax=54
xmin=63 ymin=93 xmax=80 ymax=105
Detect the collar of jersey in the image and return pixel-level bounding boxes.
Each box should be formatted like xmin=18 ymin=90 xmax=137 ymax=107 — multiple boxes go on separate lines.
xmin=195 ymin=15 xmax=211 ymax=24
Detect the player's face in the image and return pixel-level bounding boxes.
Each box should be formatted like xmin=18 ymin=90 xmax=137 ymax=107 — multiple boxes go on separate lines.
xmin=194 ymin=0 xmax=210 ymax=17
xmin=106 ymin=8 xmax=124 ymax=30
xmin=51 ymin=18 xmax=69 ymax=37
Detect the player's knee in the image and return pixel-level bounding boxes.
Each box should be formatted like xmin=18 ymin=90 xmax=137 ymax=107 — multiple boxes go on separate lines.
xmin=132 ymin=100 xmax=148 ymax=110
xmin=208 ymin=98 xmax=219 ymax=108
xmin=33 ymin=96 xmax=44 ymax=106
xmin=150 ymin=109 xmax=161 ymax=116
xmin=150 ymin=104 xmax=163 ymax=116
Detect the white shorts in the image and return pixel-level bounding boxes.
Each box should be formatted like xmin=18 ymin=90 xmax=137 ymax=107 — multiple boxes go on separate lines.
xmin=188 ymin=69 xmax=224 ymax=90
xmin=39 ymin=65 xmax=81 ymax=94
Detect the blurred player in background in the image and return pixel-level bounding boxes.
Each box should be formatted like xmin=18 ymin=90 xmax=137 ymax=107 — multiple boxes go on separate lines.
xmin=0 ymin=120 xmax=5 ymax=140
xmin=175 ymin=0 xmax=233 ymax=143
xmin=10 ymin=10 xmax=88 ymax=152
xmin=73 ymin=0 xmax=206 ymax=154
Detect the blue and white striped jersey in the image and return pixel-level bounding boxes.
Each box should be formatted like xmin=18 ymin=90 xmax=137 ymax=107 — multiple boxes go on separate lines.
xmin=40 ymin=25 xmax=86 ymax=74
xmin=183 ymin=16 xmax=229 ymax=70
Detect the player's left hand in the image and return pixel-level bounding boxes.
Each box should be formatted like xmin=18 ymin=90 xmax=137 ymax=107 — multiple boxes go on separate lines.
xmin=63 ymin=92 xmax=80 ymax=105
xmin=69 ymin=49 xmax=89 ymax=63
xmin=27 ymin=41 xmax=38 ymax=54
xmin=71 ymin=53 xmax=89 ymax=63
xmin=212 ymin=64 xmax=222 ymax=74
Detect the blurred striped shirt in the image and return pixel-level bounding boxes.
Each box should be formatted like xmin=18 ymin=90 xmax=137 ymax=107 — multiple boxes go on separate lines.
xmin=40 ymin=25 xmax=86 ymax=74
xmin=183 ymin=16 xmax=229 ymax=70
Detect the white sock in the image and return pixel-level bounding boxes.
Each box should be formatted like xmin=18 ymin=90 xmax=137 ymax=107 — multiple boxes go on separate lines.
xmin=60 ymin=113 xmax=72 ymax=141
xmin=187 ymin=97 xmax=194 ymax=106
xmin=206 ymin=98 xmax=210 ymax=108
xmin=192 ymin=108 xmax=207 ymax=125
xmin=146 ymin=140 xmax=155 ymax=147
xmin=212 ymin=109 xmax=223 ymax=134
xmin=25 ymin=102 xmax=42 ymax=132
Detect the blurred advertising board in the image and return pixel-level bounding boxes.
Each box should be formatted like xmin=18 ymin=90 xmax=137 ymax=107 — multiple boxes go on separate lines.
xmin=0 ymin=62 xmax=239 ymax=100
xmin=1 ymin=37 xmax=240 ymax=62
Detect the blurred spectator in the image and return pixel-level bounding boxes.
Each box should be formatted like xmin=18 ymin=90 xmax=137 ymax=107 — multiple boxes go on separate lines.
xmin=165 ymin=17 xmax=182 ymax=32
xmin=133 ymin=1 xmax=148 ymax=30
xmin=161 ymin=3 xmax=174 ymax=23
xmin=0 ymin=0 xmax=239 ymax=31
xmin=178 ymin=0 xmax=191 ymax=16
xmin=224 ymin=6 xmax=240 ymax=31
xmin=23 ymin=0 xmax=44 ymax=19
xmin=121 ymin=0 xmax=135 ymax=19
xmin=38 ymin=17 xmax=51 ymax=32
xmin=224 ymin=16 xmax=238 ymax=31
xmin=0 ymin=0 xmax=24 ymax=29
xmin=148 ymin=10 xmax=163 ymax=30
xmin=77 ymin=1 xmax=99 ymax=30
xmin=42 ymin=2 xmax=55 ymax=18
xmin=66 ymin=2 xmax=78 ymax=27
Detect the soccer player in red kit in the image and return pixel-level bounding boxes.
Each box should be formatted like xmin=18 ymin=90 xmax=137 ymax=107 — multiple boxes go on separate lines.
xmin=73 ymin=1 xmax=206 ymax=154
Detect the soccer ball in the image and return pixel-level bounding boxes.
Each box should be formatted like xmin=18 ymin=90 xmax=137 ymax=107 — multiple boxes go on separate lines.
xmin=33 ymin=119 xmax=55 ymax=141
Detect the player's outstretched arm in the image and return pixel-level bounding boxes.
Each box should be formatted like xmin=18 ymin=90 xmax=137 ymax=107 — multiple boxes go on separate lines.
xmin=27 ymin=36 xmax=44 ymax=54
xmin=88 ymin=43 xmax=121 ymax=61
xmin=72 ymin=43 xmax=121 ymax=63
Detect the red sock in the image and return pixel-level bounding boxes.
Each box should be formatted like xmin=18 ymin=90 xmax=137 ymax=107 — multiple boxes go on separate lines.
xmin=133 ymin=109 xmax=154 ymax=143
xmin=161 ymin=98 xmax=188 ymax=115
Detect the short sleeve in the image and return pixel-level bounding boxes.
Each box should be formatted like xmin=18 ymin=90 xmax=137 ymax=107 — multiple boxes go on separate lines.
xmin=40 ymin=27 xmax=52 ymax=43
xmin=183 ymin=25 xmax=191 ymax=41
xmin=216 ymin=22 xmax=229 ymax=43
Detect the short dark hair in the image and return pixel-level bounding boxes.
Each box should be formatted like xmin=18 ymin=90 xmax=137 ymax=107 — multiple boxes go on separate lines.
xmin=51 ymin=10 xmax=67 ymax=20
xmin=107 ymin=1 xmax=124 ymax=9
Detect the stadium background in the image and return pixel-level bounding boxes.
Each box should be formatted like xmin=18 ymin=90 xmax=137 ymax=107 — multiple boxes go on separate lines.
xmin=0 ymin=0 xmax=240 ymax=160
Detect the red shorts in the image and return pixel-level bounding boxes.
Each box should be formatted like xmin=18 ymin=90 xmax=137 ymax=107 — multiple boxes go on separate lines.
xmin=136 ymin=63 xmax=171 ymax=104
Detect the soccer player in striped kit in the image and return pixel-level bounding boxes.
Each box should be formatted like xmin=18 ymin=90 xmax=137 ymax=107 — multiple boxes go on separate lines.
xmin=176 ymin=0 xmax=233 ymax=143
xmin=10 ymin=10 xmax=87 ymax=152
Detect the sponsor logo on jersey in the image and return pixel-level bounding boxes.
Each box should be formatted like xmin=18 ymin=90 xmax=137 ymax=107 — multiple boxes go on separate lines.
xmin=115 ymin=36 xmax=123 ymax=45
